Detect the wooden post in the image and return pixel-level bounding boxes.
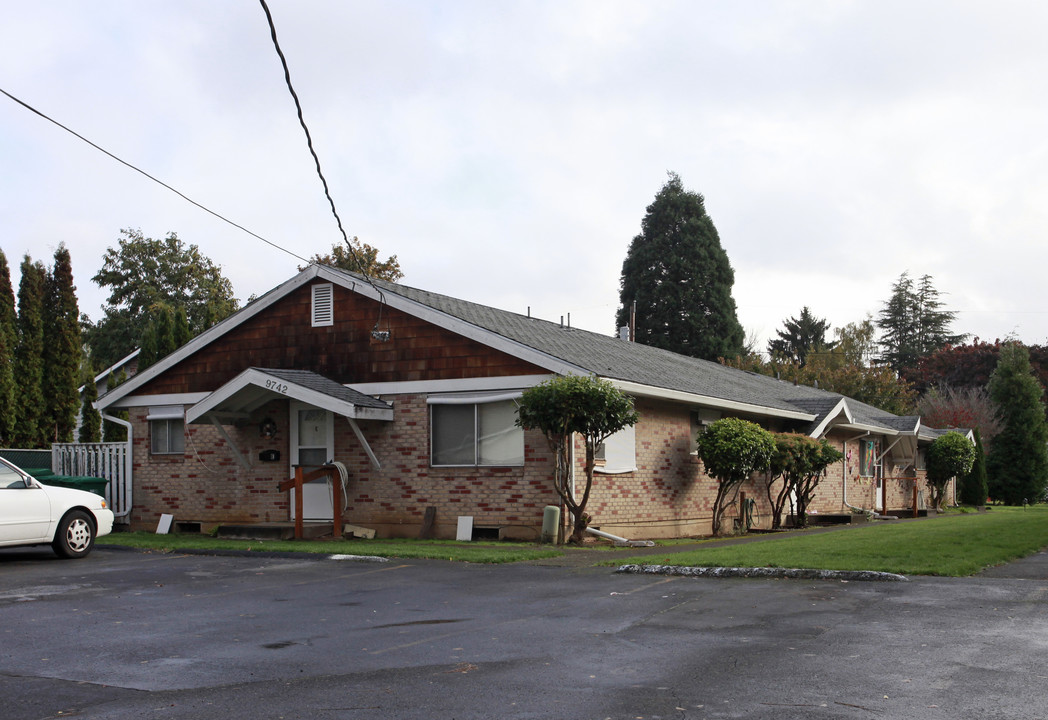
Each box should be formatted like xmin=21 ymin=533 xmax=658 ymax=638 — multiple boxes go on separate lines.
xmin=913 ymin=482 xmax=919 ymax=518
xmin=294 ymin=466 xmax=304 ymax=540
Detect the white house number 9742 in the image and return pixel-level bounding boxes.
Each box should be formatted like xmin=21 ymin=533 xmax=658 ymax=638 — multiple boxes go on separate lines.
xmin=265 ymin=380 xmax=289 ymax=394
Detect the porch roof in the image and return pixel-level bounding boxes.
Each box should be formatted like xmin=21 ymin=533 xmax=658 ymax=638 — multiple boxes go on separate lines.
xmin=185 ymin=367 xmax=394 ymax=425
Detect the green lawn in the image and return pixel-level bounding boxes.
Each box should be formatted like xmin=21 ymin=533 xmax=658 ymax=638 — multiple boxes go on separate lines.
xmin=613 ymin=506 xmax=1048 ymax=576
xmin=97 ymin=533 xmax=563 ymax=564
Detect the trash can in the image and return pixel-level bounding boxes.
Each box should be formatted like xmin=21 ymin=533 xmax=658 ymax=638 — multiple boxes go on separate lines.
xmin=41 ymin=475 xmax=109 ymax=498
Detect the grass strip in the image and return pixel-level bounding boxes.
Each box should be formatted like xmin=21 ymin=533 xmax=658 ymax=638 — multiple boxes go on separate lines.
xmin=97 ymin=533 xmax=563 ymax=564
xmin=611 ymin=506 xmax=1048 ymax=576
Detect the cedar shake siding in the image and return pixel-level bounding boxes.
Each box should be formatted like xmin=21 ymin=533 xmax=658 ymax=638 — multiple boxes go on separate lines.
xmin=138 ymin=281 xmax=545 ymax=396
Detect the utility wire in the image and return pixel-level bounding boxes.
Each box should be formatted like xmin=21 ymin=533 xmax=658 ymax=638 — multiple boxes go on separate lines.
xmin=0 ymin=85 xmax=309 ymax=264
xmin=258 ymin=0 xmax=378 ymax=286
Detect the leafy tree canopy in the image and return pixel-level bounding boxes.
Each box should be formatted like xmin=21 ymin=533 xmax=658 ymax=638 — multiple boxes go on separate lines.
xmin=876 ymin=272 xmax=966 ymax=372
xmin=903 ymin=339 xmax=1048 ymax=396
xmin=767 ymin=433 xmax=843 ymax=528
xmin=301 ymin=237 xmax=403 ymax=282
xmin=767 ymin=306 xmax=835 ymax=366
xmin=695 ymin=417 xmax=775 ymax=535
xmin=616 ymin=172 xmax=745 ymax=361
xmin=0 ymin=249 xmax=16 ymax=445
xmin=925 ymin=431 xmax=976 ymax=510
xmin=516 ymin=374 xmax=638 ymax=543
xmin=85 ymin=228 xmax=239 ymax=370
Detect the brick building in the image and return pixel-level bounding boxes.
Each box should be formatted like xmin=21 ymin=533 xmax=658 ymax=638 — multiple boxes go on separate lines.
xmin=96 ymin=265 xmax=955 ymax=539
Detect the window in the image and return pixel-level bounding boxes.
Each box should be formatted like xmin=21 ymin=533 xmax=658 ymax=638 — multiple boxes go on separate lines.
xmin=148 ymin=406 xmax=185 ymax=455
xmin=594 ymin=424 xmax=636 ymax=474
xmin=915 ymin=448 xmax=927 ymax=471
xmin=312 ymin=283 xmax=333 ymax=327
xmin=859 ymin=439 xmax=879 ymax=477
xmin=430 ymin=399 xmax=524 ymax=467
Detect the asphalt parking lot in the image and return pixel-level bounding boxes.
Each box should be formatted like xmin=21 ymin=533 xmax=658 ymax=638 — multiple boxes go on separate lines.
xmin=2 ymin=546 xmax=1047 ymax=720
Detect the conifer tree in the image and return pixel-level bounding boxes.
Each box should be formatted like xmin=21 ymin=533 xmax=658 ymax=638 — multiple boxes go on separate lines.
xmin=78 ymin=373 xmax=102 ymax=443
xmin=0 ymin=250 xmax=16 ymax=445
xmin=767 ymin=306 xmax=835 ymax=366
xmin=616 ymin=173 xmax=745 ymax=361
xmin=42 ymin=244 xmax=82 ymax=443
xmin=13 ymin=256 xmax=46 ymax=447
xmin=877 ymin=272 xmax=965 ymax=372
xmin=958 ymin=427 xmax=989 ymax=506
xmin=987 ymin=343 xmax=1048 ymax=504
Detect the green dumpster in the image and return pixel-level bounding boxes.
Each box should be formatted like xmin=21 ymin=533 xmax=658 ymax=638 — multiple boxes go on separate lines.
xmin=23 ymin=468 xmax=56 ymax=479
xmin=40 ymin=475 xmax=109 ymax=498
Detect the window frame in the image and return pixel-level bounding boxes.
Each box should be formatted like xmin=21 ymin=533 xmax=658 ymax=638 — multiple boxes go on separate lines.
xmin=429 ymin=398 xmax=524 ymax=468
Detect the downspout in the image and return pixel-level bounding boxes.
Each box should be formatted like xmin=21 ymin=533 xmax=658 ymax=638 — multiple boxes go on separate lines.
xmin=841 ymin=431 xmax=870 ymax=513
xmin=101 ymin=412 xmax=133 ymax=519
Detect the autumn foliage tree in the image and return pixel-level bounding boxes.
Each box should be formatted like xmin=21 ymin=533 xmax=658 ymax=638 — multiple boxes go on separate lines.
xmin=515 ymin=375 xmax=638 ymax=543
xmin=695 ymin=418 xmax=776 ymax=536
xmin=303 ymin=237 xmax=403 ymax=282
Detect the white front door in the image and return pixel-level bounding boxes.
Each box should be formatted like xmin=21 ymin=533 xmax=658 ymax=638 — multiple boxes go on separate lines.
xmin=290 ymin=402 xmax=334 ymax=521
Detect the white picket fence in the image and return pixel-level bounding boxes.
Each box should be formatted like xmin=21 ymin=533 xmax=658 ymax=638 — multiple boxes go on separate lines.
xmin=52 ymin=442 xmax=132 ymax=520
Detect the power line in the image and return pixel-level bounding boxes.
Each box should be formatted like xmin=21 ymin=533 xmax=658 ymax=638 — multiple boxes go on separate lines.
xmin=0 ymin=86 xmax=310 ymax=265
xmin=258 ymin=0 xmax=378 ymax=286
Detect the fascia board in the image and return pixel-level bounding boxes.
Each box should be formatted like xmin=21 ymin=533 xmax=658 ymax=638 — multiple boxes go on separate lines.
xmin=186 ymin=368 xmax=394 ymax=424
xmin=808 ymin=398 xmax=854 ymax=438
xmin=830 ymin=422 xmax=900 ymax=436
xmin=349 ymin=374 xmax=553 ymax=397
xmin=101 ymin=392 xmax=210 ymax=410
xmin=97 ymin=268 xmax=323 ymax=410
xmin=318 ymin=266 xmax=587 ymax=377
xmin=609 ymin=379 xmax=817 ymax=422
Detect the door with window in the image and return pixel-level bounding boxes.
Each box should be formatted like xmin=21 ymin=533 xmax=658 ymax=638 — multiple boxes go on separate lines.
xmin=289 ymin=402 xmax=334 ymax=520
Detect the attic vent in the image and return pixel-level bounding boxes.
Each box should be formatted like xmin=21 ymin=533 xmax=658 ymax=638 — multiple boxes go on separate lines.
xmin=312 ymin=283 xmax=334 ymax=327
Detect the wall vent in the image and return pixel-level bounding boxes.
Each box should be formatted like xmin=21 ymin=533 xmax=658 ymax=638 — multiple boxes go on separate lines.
xmin=311 ymin=283 xmax=334 ymax=327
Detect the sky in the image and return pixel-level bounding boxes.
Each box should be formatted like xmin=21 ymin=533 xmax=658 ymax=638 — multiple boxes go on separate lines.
xmin=2 ymin=1 xmax=1047 ymax=355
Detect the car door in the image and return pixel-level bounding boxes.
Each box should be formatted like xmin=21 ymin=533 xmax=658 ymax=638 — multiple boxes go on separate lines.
xmin=0 ymin=467 xmax=52 ymax=545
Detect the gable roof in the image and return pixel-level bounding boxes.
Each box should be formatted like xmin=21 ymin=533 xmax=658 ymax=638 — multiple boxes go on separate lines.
xmin=98 ymin=264 xmax=935 ymax=440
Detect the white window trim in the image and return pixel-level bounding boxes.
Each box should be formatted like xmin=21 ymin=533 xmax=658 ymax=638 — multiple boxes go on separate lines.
xmin=429 ymin=397 xmax=524 ymax=468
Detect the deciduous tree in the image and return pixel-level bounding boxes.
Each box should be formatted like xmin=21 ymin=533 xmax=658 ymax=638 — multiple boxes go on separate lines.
xmin=616 ymin=173 xmax=745 ymax=361
xmin=926 ymin=431 xmax=976 ymax=510
xmin=302 ymin=237 xmax=403 ymax=282
xmin=85 ymin=229 xmax=239 ymax=369
xmin=916 ymin=385 xmax=1000 ymax=445
xmin=695 ymin=418 xmax=775 ymax=536
xmin=766 ymin=434 xmax=843 ymax=528
xmin=987 ymin=343 xmax=1048 ymax=505
xmin=515 ymin=375 xmax=638 ymax=544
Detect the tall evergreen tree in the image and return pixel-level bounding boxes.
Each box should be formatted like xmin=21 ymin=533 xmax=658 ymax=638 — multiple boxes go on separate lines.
xmin=13 ymin=256 xmax=46 ymax=447
xmin=767 ymin=306 xmax=835 ymax=366
xmin=0 ymin=250 xmax=16 ymax=444
xmin=987 ymin=343 xmax=1048 ymax=504
xmin=958 ymin=427 xmax=989 ymax=506
xmin=42 ymin=244 xmax=82 ymax=443
xmin=616 ymin=173 xmax=745 ymax=361
xmin=877 ymin=272 xmax=965 ymax=372
xmin=78 ymin=373 xmax=102 ymax=443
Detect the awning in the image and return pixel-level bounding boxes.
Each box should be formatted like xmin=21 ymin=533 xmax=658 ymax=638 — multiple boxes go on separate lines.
xmin=185 ymin=368 xmax=393 ymax=470
xmin=186 ymin=368 xmax=394 ymax=425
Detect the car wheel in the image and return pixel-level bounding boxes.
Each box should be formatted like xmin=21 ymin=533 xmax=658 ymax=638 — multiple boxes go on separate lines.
xmin=52 ymin=510 xmax=95 ymax=559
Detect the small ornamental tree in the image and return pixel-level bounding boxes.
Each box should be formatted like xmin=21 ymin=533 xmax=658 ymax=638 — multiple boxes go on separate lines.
xmin=695 ymin=418 xmax=775 ymax=536
xmin=926 ymin=431 xmax=976 ymax=510
xmin=515 ymin=375 xmax=638 ymax=544
xmin=767 ymin=434 xmax=844 ymax=528
xmin=958 ymin=427 xmax=989 ymax=506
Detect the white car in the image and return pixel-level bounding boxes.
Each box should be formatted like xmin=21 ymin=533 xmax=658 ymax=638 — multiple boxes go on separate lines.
xmin=0 ymin=457 xmax=115 ymax=558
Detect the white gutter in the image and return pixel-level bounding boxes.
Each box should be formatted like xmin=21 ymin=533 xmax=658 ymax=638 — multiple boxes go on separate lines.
xmin=100 ymin=412 xmax=133 ymax=519
xmin=586 ymin=526 xmax=655 ymax=547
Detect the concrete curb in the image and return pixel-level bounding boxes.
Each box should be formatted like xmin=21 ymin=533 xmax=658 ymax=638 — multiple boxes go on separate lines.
xmin=615 ymin=564 xmax=909 ymax=582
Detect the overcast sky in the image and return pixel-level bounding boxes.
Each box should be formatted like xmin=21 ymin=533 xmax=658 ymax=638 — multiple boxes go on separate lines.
xmin=2 ymin=1 xmax=1046 ymax=355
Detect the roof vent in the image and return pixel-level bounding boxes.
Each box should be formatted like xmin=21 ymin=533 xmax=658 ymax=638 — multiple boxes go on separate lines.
xmin=312 ymin=283 xmax=334 ymax=327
